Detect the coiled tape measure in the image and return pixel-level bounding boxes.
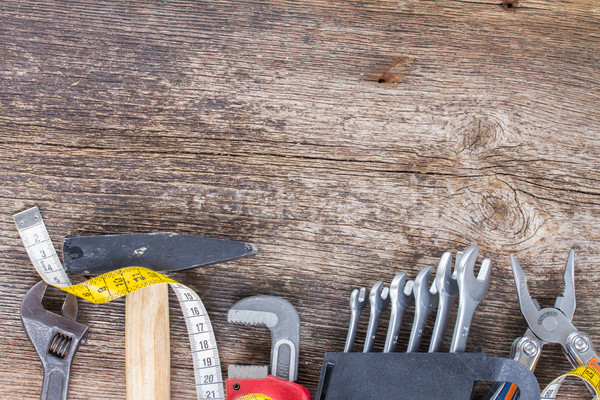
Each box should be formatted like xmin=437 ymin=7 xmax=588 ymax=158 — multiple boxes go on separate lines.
xmin=14 ymin=206 xmax=224 ymax=400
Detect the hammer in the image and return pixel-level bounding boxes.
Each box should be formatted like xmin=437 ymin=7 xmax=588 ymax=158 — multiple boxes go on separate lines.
xmin=63 ymin=233 xmax=258 ymax=399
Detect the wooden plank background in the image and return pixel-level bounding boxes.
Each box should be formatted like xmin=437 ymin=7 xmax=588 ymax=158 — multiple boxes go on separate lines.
xmin=1 ymin=1 xmax=599 ymax=398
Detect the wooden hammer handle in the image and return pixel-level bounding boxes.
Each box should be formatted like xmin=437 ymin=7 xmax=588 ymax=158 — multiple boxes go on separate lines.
xmin=126 ymin=284 xmax=170 ymax=400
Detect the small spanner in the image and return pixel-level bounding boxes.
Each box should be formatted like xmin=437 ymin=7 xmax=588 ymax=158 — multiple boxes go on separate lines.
xmin=226 ymin=295 xmax=310 ymax=400
xmin=407 ymin=267 xmax=439 ymax=353
xmin=384 ymin=273 xmax=414 ymax=353
xmin=450 ymin=245 xmax=491 ymax=353
xmin=21 ymin=281 xmax=89 ymax=400
xmin=344 ymin=287 xmax=367 ymax=352
xmin=363 ymin=281 xmax=390 ymax=352
xmin=428 ymin=252 xmax=459 ymax=352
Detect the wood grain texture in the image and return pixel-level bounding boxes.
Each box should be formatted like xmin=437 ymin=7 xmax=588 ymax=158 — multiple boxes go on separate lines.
xmin=126 ymin=285 xmax=170 ymax=400
xmin=0 ymin=0 xmax=598 ymax=398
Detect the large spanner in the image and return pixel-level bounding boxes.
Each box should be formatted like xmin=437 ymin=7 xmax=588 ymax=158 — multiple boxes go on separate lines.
xmin=21 ymin=281 xmax=89 ymax=400
xmin=226 ymin=295 xmax=310 ymax=400
xmin=450 ymin=245 xmax=492 ymax=352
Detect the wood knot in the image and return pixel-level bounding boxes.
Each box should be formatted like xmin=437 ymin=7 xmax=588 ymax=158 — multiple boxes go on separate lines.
xmin=459 ymin=115 xmax=505 ymax=155
xmin=446 ymin=176 xmax=542 ymax=245
xmin=369 ymin=57 xmax=412 ymax=85
xmin=502 ymin=0 xmax=520 ymax=10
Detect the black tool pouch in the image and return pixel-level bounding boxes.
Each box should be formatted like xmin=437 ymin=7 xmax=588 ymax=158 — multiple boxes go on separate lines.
xmin=315 ymin=352 xmax=539 ymax=400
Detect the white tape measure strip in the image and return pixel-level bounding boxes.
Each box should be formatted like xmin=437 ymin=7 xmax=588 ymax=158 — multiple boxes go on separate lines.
xmin=14 ymin=206 xmax=225 ymax=400
xmin=14 ymin=208 xmax=71 ymax=287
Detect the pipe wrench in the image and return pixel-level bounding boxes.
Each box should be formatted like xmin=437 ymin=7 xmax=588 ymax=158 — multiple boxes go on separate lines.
xmin=225 ymin=295 xmax=310 ymax=400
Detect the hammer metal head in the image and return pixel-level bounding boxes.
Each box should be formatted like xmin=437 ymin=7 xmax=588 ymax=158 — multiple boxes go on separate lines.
xmin=63 ymin=233 xmax=258 ymax=274
xmin=228 ymin=295 xmax=300 ymax=382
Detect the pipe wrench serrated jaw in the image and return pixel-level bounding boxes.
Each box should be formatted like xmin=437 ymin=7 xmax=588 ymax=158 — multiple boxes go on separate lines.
xmin=227 ymin=295 xmax=300 ymax=382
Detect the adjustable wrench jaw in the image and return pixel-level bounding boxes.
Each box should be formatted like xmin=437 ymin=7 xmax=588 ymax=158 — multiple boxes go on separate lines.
xmin=21 ymin=281 xmax=88 ymax=400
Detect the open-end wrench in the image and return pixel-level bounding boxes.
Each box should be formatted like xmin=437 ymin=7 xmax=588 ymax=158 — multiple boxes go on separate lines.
xmin=428 ymin=252 xmax=459 ymax=352
xmin=226 ymin=295 xmax=310 ymax=400
xmin=384 ymin=273 xmax=414 ymax=353
xmin=21 ymin=281 xmax=89 ymax=400
xmin=407 ymin=267 xmax=439 ymax=352
xmin=363 ymin=281 xmax=390 ymax=352
xmin=450 ymin=245 xmax=491 ymax=353
xmin=344 ymin=288 xmax=367 ymax=352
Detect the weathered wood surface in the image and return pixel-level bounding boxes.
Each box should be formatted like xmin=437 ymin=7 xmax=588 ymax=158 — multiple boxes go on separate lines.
xmin=1 ymin=1 xmax=599 ymax=398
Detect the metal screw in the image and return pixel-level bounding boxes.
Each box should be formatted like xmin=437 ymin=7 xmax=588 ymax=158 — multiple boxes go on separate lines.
xmin=573 ymin=335 xmax=589 ymax=353
xmin=522 ymin=339 xmax=538 ymax=356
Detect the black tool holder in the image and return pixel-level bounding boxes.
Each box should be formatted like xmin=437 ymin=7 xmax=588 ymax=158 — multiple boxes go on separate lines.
xmin=315 ymin=352 xmax=540 ymax=400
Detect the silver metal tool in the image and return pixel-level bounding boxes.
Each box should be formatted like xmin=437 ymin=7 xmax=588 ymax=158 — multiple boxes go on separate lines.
xmin=485 ymin=249 xmax=600 ymax=400
xmin=383 ymin=273 xmax=414 ymax=353
xmin=344 ymin=288 xmax=367 ymax=352
xmin=450 ymin=245 xmax=491 ymax=353
xmin=21 ymin=281 xmax=89 ymax=400
xmin=363 ymin=281 xmax=390 ymax=352
xmin=227 ymin=295 xmax=300 ymax=382
xmin=407 ymin=267 xmax=439 ymax=353
xmin=428 ymin=252 xmax=459 ymax=352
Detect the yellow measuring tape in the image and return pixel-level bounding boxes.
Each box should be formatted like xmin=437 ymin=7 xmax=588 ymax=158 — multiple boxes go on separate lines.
xmin=50 ymin=266 xmax=178 ymax=304
xmin=14 ymin=206 xmax=225 ymax=400
xmin=542 ymin=365 xmax=600 ymax=399
xmin=236 ymin=395 xmax=273 ymax=400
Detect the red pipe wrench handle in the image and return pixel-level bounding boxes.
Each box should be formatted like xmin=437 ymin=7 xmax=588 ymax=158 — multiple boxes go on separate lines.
xmin=226 ymin=375 xmax=310 ymax=400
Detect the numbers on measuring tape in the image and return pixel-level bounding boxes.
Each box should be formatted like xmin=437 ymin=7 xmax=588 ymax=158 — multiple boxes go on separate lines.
xmin=14 ymin=206 xmax=225 ymax=400
xmin=14 ymin=208 xmax=71 ymax=287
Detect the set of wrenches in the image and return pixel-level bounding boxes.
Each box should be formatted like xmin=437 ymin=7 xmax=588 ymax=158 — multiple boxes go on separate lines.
xmin=344 ymin=245 xmax=491 ymax=353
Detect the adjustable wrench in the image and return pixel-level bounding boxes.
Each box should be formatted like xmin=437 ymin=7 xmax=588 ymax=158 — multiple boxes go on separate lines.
xmin=226 ymin=295 xmax=310 ymax=400
xmin=21 ymin=281 xmax=89 ymax=400
xmin=407 ymin=267 xmax=439 ymax=352
xmin=450 ymin=245 xmax=491 ymax=352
